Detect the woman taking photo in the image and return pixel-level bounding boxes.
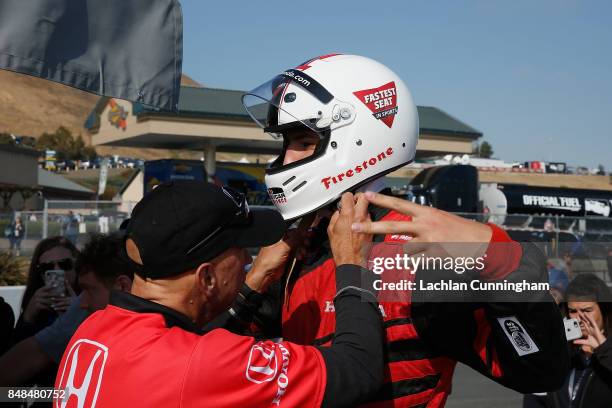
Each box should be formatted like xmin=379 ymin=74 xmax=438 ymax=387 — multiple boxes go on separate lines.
xmin=547 ymin=274 xmax=612 ymax=407
xmin=13 ymin=236 xmax=79 ymax=342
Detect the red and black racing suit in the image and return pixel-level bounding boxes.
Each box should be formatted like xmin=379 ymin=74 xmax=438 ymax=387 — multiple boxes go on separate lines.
xmin=211 ymin=203 xmax=570 ymax=407
xmin=281 ymin=204 xmax=569 ymax=407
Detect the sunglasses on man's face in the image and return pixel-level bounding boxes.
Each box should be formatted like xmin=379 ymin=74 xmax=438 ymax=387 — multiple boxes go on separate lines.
xmin=37 ymin=258 xmax=74 ymax=274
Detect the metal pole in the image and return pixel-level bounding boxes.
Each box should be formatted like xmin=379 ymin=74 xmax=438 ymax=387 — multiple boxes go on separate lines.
xmin=204 ymin=144 xmax=216 ymax=183
xmin=42 ymin=199 xmax=48 ymax=239
xmin=555 ymin=215 xmax=559 ymax=258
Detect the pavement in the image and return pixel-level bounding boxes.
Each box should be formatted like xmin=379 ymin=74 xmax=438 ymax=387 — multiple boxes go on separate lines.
xmin=0 ymin=238 xmax=38 ymax=256
xmin=446 ymin=363 xmax=523 ymax=408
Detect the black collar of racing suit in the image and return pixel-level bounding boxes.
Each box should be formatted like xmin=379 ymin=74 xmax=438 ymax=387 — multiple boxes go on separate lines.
xmin=297 ymin=188 xmax=395 ymax=269
xmin=109 ymin=290 xmax=202 ymax=334
xmin=283 ymin=191 xmax=396 ymax=295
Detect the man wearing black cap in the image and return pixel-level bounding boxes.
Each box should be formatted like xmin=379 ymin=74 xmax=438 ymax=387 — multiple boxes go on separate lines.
xmin=53 ymin=181 xmax=384 ymax=408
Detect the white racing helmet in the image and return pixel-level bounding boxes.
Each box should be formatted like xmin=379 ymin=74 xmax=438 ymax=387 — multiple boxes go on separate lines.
xmin=242 ymin=54 xmax=419 ymax=220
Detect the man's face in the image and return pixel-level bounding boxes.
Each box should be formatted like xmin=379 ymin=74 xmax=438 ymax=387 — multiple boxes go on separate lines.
xmin=78 ymin=271 xmax=113 ymax=313
xmin=282 ymin=128 xmax=320 ymax=166
xmin=567 ymin=299 xmax=604 ymax=332
xmin=205 ymin=247 xmax=252 ymax=316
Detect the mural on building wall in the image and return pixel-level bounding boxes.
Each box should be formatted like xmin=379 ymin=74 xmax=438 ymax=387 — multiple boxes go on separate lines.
xmin=107 ymin=99 xmax=128 ymax=130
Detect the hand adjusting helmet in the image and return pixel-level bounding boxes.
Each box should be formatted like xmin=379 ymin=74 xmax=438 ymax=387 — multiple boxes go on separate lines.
xmin=242 ymin=54 xmax=419 ymax=221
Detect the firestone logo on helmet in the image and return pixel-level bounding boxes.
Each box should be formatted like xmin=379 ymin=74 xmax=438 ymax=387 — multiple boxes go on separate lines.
xmin=353 ymin=82 xmax=398 ymax=128
xmin=321 ymin=147 xmax=394 ymax=190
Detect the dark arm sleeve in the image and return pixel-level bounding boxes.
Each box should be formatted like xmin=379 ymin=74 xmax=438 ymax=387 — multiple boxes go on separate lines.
xmin=477 ymin=241 xmax=570 ymax=392
xmin=12 ymin=315 xmax=46 ymax=344
xmin=202 ymin=282 xmax=281 ymax=338
xmin=594 ymin=337 xmax=612 ymax=376
xmin=318 ymin=264 xmax=385 ymax=408
xmin=434 ymin=241 xmax=571 ymax=393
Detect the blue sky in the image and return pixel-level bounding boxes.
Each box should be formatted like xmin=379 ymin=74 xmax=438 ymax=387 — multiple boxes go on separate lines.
xmin=181 ymin=0 xmax=612 ymax=170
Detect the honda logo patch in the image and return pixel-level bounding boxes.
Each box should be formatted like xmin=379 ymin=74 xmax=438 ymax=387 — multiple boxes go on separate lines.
xmin=55 ymin=339 xmax=108 ymax=408
xmin=497 ymin=316 xmax=539 ymax=356
xmin=353 ymin=81 xmax=398 ymax=128
xmin=246 ymin=343 xmax=279 ymax=384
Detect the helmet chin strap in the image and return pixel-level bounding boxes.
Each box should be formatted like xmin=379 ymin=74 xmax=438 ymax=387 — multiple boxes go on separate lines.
xmin=356 ymin=176 xmax=387 ymax=194
xmin=287 ymin=176 xmax=387 ymax=229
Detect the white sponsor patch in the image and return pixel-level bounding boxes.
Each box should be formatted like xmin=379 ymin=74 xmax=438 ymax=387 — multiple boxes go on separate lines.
xmin=56 ymin=339 xmax=108 ymax=408
xmin=497 ymin=316 xmax=539 ymax=356
xmin=246 ymin=343 xmax=278 ymax=384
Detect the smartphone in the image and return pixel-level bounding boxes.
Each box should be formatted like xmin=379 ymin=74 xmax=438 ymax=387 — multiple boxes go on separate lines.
xmin=564 ymin=318 xmax=583 ymax=341
xmin=44 ymin=269 xmax=66 ymax=297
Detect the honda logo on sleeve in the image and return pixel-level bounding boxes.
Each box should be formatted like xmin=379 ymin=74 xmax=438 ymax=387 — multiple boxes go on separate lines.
xmin=55 ymin=339 xmax=109 ymax=408
xmin=246 ymin=343 xmax=278 ymax=384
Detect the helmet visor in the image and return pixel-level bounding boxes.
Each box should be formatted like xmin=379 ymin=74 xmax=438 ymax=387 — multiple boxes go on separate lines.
xmin=242 ymin=69 xmax=344 ymax=139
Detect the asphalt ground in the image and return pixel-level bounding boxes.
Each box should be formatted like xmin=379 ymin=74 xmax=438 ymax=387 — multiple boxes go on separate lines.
xmin=446 ymin=363 xmax=524 ymax=408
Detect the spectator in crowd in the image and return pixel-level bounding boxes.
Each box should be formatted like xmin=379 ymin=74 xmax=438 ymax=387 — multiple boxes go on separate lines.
xmin=8 ymin=217 xmax=24 ymax=256
xmin=62 ymin=211 xmax=80 ymax=244
xmin=0 ymin=297 xmax=15 ymax=355
xmin=523 ymin=273 xmax=567 ymax=407
xmin=548 ymin=258 xmax=570 ymax=294
xmin=14 ymin=237 xmax=79 ymax=343
xmin=546 ymin=274 xmax=612 ymax=407
xmin=2 ymin=237 xmax=78 ymax=405
xmin=0 ymin=233 xmax=132 ymax=387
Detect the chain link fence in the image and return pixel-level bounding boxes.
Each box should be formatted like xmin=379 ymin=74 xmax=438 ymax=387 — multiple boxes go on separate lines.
xmin=1 ymin=200 xmax=136 ymax=255
xmin=2 ymin=203 xmax=611 ymax=282
xmin=455 ymin=212 xmax=612 ymax=283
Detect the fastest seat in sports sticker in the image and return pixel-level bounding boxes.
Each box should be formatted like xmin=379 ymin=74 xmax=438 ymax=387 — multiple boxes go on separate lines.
xmin=353 ymin=81 xmax=398 ymax=128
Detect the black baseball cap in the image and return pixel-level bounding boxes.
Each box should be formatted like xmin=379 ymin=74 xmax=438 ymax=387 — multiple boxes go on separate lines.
xmin=123 ymin=180 xmax=285 ymax=279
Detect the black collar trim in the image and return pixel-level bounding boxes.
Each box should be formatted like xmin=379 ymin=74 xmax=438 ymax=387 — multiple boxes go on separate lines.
xmin=109 ymin=291 xmax=202 ymax=334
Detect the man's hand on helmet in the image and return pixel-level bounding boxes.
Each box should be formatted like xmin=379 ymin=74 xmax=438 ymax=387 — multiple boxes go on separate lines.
xmin=327 ymin=192 xmax=373 ymax=266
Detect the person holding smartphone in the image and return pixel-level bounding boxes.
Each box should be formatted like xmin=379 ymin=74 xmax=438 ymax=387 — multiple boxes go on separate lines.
xmin=546 ymin=274 xmax=612 ymax=408
xmin=14 ymin=237 xmax=79 ymax=342
xmin=9 ymin=236 xmax=79 ymax=404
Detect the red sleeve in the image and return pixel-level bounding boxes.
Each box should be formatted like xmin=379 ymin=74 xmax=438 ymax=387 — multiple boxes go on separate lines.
xmin=181 ymin=329 xmax=326 ymax=408
xmin=381 ymin=210 xmax=413 ymax=243
xmin=472 ymin=308 xmax=503 ymax=378
xmin=480 ymin=224 xmax=522 ymax=280
xmin=380 ymin=211 xmax=522 ymax=280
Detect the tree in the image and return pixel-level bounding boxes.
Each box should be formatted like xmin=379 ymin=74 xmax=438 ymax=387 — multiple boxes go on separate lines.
xmin=479 ymin=141 xmax=494 ymax=158
xmin=0 ymin=132 xmax=13 ymax=145
xmin=36 ymin=127 xmax=97 ymax=161
xmin=37 ymin=126 xmax=74 ymax=161
xmin=597 ymin=164 xmax=606 ymax=176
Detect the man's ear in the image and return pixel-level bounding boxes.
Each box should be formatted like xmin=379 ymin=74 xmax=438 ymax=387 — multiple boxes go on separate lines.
xmin=114 ymin=275 xmax=133 ymax=292
xmin=195 ymin=263 xmax=216 ymax=295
